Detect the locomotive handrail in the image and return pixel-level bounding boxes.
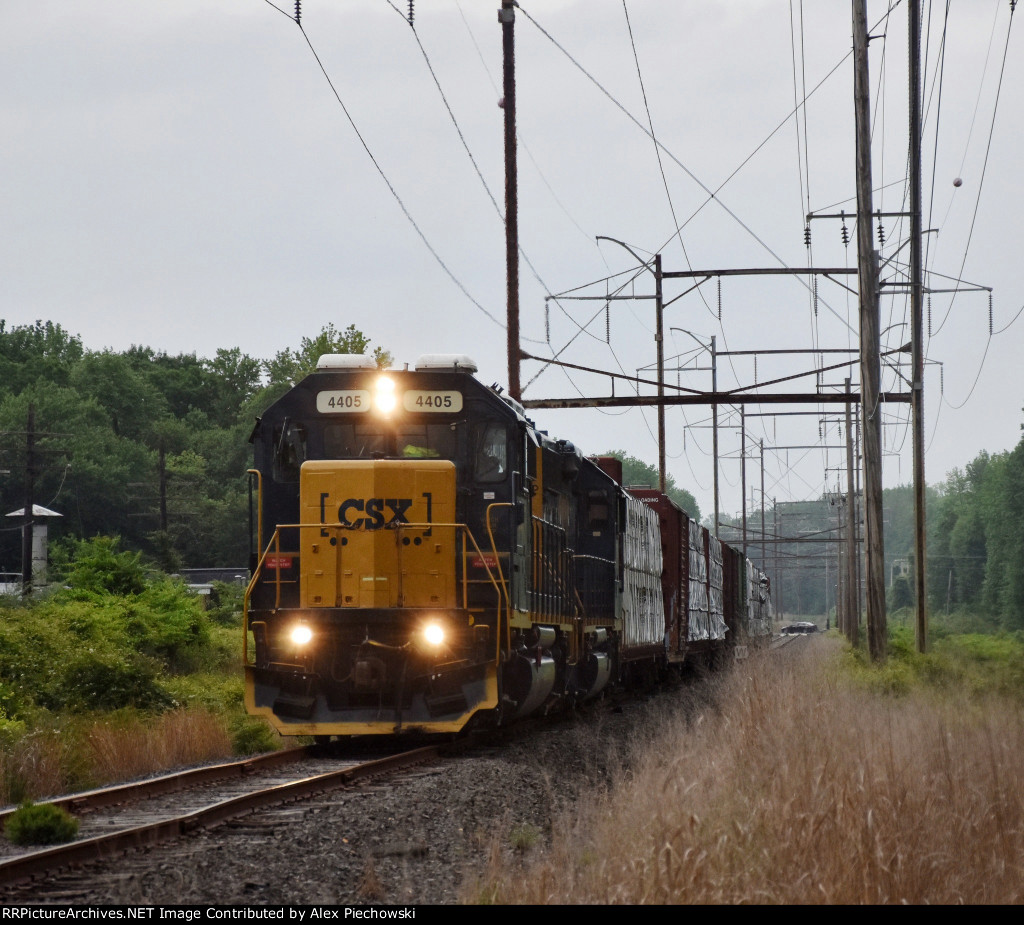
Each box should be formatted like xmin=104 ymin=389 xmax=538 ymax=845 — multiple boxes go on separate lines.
xmin=243 ymin=519 xmax=506 ymax=665
xmin=389 ymin=520 xmax=504 ymax=615
xmin=485 ymin=502 xmax=514 ymax=655
xmin=530 ymin=514 xmax=573 ymax=621
xmin=243 ymin=529 xmax=289 ymax=663
xmin=247 ymin=468 xmax=263 ymax=565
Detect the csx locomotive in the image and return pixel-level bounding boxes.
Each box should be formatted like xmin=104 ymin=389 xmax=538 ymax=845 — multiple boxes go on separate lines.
xmin=244 ymin=353 xmax=771 ymax=739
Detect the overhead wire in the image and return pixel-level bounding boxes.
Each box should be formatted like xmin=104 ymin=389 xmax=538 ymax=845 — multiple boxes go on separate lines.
xmin=515 ymin=1 xmax=899 ymax=508
xmin=261 ymin=0 xmax=506 ymax=330
xmin=521 ymin=0 xmax=907 ymax=429
xmin=383 ymin=0 xmax=567 ymax=347
xmin=619 ymin=0 xmax=712 ymax=481
xmin=932 ymin=0 xmax=1016 ymax=338
xmin=453 ymin=0 xmax=609 ymax=261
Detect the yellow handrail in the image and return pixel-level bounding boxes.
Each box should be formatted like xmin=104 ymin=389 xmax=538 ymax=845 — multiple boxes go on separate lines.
xmin=485 ymin=503 xmax=514 ymax=655
xmin=244 ymin=519 xmax=508 ymax=664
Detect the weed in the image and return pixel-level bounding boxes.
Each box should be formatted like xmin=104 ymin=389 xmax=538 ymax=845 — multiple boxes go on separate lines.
xmin=509 ymin=822 xmax=542 ymax=852
xmin=4 ymin=801 xmax=79 ymax=846
xmin=357 ymin=857 xmax=386 ymax=903
xmin=230 ymin=717 xmax=280 ymax=756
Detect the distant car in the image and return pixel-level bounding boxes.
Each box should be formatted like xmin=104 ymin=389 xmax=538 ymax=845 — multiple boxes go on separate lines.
xmin=780 ymin=622 xmax=819 ymax=635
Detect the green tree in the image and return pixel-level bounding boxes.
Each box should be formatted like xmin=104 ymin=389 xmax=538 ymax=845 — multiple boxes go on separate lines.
xmin=263 ymin=323 xmax=392 ymax=386
xmin=203 ymin=348 xmax=263 ymax=427
xmin=0 ymin=387 xmax=155 ymax=566
xmin=70 ymin=351 xmax=169 ymax=442
xmin=0 ymin=320 xmax=83 ymax=396
xmin=601 ymin=450 xmax=701 ymax=521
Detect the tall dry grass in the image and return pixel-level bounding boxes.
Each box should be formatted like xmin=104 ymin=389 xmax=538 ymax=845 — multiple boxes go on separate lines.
xmin=0 ymin=707 xmax=233 ymax=805
xmin=85 ymin=708 xmax=233 ymax=782
xmin=470 ymin=638 xmax=1024 ymax=904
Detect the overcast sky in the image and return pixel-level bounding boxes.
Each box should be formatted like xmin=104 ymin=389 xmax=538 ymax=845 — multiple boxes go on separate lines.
xmin=2 ymin=0 xmax=1021 ymax=525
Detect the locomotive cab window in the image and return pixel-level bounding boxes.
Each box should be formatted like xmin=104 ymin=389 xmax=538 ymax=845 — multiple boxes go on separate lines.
xmin=323 ymin=423 xmax=388 ymax=459
xmin=322 ymin=422 xmax=458 ymax=461
xmin=272 ymin=420 xmax=307 ymax=482
xmin=399 ymin=423 xmax=456 ymax=460
xmin=474 ymin=423 xmax=507 ymax=482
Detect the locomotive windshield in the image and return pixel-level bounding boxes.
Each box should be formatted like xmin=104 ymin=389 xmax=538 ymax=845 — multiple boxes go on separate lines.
xmin=473 ymin=422 xmax=507 ymax=482
xmin=272 ymin=419 xmax=307 ymax=482
xmin=321 ymin=422 xmax=457 ymax=461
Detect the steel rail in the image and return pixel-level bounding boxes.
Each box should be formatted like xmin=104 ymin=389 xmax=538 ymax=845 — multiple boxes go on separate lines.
xmin=0 ymin=746 xmax=438 ymax=887
xmin=0 ymin=747 xmax=310 ymax=831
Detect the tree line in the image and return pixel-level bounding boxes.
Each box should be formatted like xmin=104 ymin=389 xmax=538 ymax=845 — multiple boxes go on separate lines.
xmin=0 ymin=319 xmax=387 ymax=574
xmin=715 ymin=435 xmax=1024 ymax=631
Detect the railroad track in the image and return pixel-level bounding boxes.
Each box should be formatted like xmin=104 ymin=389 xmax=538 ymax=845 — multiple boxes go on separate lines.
xmin=0 ymin=742 xmax=440 ymax=892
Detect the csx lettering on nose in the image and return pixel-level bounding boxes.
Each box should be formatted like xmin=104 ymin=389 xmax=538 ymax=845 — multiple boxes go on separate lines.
xmin=338 ymin=498 xmax=413 ymax=528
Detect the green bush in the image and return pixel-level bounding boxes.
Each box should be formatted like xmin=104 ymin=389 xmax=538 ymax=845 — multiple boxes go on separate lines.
xmin=126 ymin=580 xmax=212 ymax=669
xmin=4 ymin=802 xmax=79 ymax=846
xmin=230 ymin=717 xmax=280 ymax=755
xmin=42 ymin=654 xmax=174 ymax=713
xmin=0 ymin=707 xmax=27 ymax=747
xmin=59 ymin=536 xmax=148 ymax=595
xmin=205 ymin=580 xmax=246 ymax=626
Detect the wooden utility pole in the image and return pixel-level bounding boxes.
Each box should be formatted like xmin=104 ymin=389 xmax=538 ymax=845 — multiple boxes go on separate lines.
xmin=773 ymin=499 xmax=780 ymax=619
xmin=21 ymin=404 xmax=36 ymax=594
xmin=837 ymin=498 xmax=846 ymax=635
xmin=500 ymin=0 xmax=520 ymax=401
xmin=740 ymin=406 xmax=747 ymax=558
xmin=158 ymin=446 xmax=169 ymax=532
xmin=711 ymin=336 xmax=719 ymax=538
xmin=759 ymin=439 xmax=765 ymax=568
xmin=909 ymin=0 xmax=927 ymax=652
xmin=655 ymin=253 xmax=665 ymax=492
xmin=853 ymin=0 xmax=887 ymax=660
xmin=845 ymin=377 xmax=858 ymax=640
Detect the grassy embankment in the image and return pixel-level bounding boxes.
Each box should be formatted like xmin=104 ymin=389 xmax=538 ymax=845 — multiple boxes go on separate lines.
xmin=3 ymin=559 xmax=1023 ymax=905
xmin=0 ymin=544 xmax=279 ymax=807
xmin=467 ymin=622 xmax=1024 ymax=905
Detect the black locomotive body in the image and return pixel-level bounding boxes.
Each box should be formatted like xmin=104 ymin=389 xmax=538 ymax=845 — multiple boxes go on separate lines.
xmin=244 ymin=353 xmax=771 ymax=739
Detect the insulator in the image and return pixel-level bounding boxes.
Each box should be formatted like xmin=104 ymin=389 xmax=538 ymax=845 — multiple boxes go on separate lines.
xmin=408 ymin=0 xmax=414 ymax=24
xmin=840 ymin=211 xmax=849 ymax=246
xmin=928 ymin=295 xmax=932 ymax=336
xmin=819 ymin=422 xmax=823 ymax=439
xmin=813 ymin=276 xmax=819 ymax=318
xmin=940 ymin=366 xmax=945 ymax=395
xmin=754 ymin=355 xmax=758 ymax=383
xmin=804 ymin=225 xmax=811 ymax=247
xmin=545 ymin=302 xmax=550 ymax=344
xmin=295 ymin=0 xmax=301 ymax=24
xmin=605 ymin=302 xmax=610 ymax=343
xmin=877 ymin=219 xmax=885 ymax=246
xmin=989 ymin=292 xmax=993 ymax=335
xmin=717 ymin=277 xmax=722 ymax=321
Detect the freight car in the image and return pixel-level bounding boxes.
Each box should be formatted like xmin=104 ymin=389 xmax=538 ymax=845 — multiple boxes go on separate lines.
xmin=243 ymin=353 xmax=771 ymax=740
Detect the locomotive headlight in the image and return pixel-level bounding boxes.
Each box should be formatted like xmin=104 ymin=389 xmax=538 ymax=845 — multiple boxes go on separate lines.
xmin=290 ymin=624 xmax=313 ymax=647
xmin=373 ymin=376 xmax=397 ymax=414
xmin=422 ymin=622 xmax=446 ymax=648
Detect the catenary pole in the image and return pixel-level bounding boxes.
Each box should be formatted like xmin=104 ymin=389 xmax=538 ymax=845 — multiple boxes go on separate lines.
xmin=853 ymin=0 xmax=887 ymax=660
xmin=909 ymin=0 xmax=927 ymax=652
xmin=500 ymin=1 xmax=520 ymax=401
